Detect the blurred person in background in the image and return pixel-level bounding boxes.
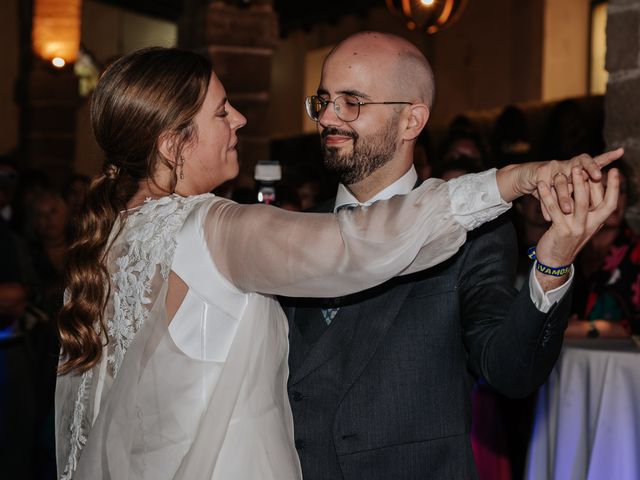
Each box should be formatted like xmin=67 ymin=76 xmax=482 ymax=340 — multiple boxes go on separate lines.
xmin=230 ymin=186 xmax=256 ymax=204
xmin=0 ymin=161 xmax=19 ymax=224
xmin=413 ymin=128 xmax=433 ymax=181
xmin=286 ymin=164 xmax=325 ymax=211
xmin=12 ymin=169 xmax=51 ymax=238
xmin=434 ymin=155 xmax=481 ymax=181
xmin=62 ymin=174 xmax=91 ymax=218
xmin=491 ymin=106 xmax=532 ymax=169
xmin=0 ymin=162 xmax=57 ymax=480
xmin=24 ymin=189 xmax=65 ymax=480
xmin=439 ymin=115 xmax=488 ymax=171
xmin=0 ymin=161 xmax=39 ymax=312
xmin=543 ymin=99 xmax=604 ymax=161
xmin=275 ymin=184 xmax=302 ymax=211
xmin=0 ymin=229 xmax=38 ymax=479
xmin=27 ymin=189 xmax=70 ymax=320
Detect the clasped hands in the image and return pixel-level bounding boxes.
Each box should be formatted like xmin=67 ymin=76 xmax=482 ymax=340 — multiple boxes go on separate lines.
xmin=517 ymin=148 xmax=623 ymax=290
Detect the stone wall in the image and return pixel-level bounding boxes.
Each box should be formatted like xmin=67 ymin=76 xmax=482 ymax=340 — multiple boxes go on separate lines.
xmin=605 ymin=0 xmax=640 ymax=227
xmin=22 ymin=62 xmax=80 ymax=187
xmin=0 ymin=0 xmax=19 ymax=155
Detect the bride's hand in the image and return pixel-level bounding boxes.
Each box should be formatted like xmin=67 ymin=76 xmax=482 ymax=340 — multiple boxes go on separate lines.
xmin=496 ymin=148 xmax=623 ymax=210
xmin=529 ymin=148 xmax=623 ymax=218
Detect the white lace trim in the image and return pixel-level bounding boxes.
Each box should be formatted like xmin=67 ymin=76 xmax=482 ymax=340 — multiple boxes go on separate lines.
xmin=108 ymin=195 xmax=206 ymax=376
xmin=61 ymin=370 xmax=93 ymax=480
xmin=447 ymin=168 xmax=511 ymax=231
xmin=61 ymin=194 xmax=211 ymax=480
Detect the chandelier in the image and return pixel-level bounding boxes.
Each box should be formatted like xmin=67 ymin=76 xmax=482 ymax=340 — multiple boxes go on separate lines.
xmin=386 ymin=0 xmax=468 ymax=34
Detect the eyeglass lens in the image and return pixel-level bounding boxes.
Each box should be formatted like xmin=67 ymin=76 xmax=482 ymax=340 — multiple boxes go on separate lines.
xmin=306 ymin=95 xmax=360 ymax=122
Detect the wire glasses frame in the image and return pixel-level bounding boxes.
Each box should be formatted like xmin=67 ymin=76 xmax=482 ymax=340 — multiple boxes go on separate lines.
xmin=305 ymin=95 xmax=413 ymax=123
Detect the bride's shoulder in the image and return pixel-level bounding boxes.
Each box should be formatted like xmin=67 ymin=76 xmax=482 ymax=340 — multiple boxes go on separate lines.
xmin=129 ymin=193 xmax=215 ymax=222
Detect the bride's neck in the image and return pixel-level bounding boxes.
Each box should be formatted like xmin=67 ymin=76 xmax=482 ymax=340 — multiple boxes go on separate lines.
xmin=126 ymin=180 xmax=171 ymax=210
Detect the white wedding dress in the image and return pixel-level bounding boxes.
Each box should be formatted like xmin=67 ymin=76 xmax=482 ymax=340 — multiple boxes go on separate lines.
xmin=55 ymin=171 xmax=509 ymax=479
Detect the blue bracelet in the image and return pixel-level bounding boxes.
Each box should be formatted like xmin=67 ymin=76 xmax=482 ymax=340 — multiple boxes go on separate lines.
xmin=527 ymin=246 xmax=572 ymax=277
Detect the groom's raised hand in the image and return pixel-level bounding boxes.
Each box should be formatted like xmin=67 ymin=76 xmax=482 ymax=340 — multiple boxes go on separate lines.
xmin=533 ymin=166 xmax=621 ymax=292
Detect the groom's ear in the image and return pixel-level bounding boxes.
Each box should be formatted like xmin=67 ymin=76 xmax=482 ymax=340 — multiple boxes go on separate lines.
xmin=402 ymin=103 xmax=430 ymax=142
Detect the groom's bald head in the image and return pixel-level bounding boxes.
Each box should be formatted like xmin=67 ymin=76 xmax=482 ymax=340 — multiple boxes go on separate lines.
xmin=324 ymin=31 xmax=435 ymax=108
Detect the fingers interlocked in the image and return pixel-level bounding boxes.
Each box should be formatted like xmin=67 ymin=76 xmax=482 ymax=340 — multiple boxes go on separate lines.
xmin=535 ymin=148 xmax=623 ymax=221
xmin=537 ymin=167 xmax=620 ymax=260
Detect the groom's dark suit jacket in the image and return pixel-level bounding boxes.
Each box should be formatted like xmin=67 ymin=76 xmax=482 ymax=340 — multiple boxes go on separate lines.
xmin=280 ymin=200 xmax=571 ymax=480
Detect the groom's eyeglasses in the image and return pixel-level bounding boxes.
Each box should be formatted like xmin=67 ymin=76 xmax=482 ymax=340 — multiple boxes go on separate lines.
xmin=305 ymin=95 xmax=412 ymax=123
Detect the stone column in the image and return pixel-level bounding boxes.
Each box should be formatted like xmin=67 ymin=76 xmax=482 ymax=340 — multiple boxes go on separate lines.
xmin=17 ymin=0 xmax=81 ymax=188
xmin=604 ymin=0 xmax=640 ymax=226
xmin=179 ymin=0 xmax=279 ymax=186
xmin=21 ymin=62 xmax=79 ymax=187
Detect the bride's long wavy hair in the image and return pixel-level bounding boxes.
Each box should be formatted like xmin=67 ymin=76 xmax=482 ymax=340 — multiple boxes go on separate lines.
xmin=58 ymin=48 xmax=212 ymax=374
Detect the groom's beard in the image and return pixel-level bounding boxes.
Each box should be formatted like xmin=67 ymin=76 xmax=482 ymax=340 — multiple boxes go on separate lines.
xmin=321 ymin=117 xmax=399 ymax=186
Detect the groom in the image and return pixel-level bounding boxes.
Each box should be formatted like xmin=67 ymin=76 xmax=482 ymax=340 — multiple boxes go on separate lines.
xmin=281 ymin=31 xmax=619 ymax=479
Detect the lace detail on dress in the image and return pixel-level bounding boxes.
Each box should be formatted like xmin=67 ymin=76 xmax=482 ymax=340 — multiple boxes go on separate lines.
xmin=108 ymin=195 xmax=207 ymax=376
xmin=447 ymin=168 xmax=511 ymax=231
xmin=60 ymin=193 xmax=211 ymax=480
xmin=60 ymin=369 xmax=93 ymax=480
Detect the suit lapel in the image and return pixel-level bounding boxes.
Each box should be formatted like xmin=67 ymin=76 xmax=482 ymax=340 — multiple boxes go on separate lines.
xmin=338 ymin=281 xmax=414 ymax=398
xmin=288 ymin=186 xmax=419 ymax=387
xmin=289 ymin=303 xmax=361 ymax=386
xmin=289 ymin=279 xmax=415 ymax=388
xmin=287 ymin=305 xmax=310 ymax=373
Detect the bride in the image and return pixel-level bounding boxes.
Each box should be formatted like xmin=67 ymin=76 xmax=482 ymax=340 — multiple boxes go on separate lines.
xmin=55 ymin=47 xmax=620 ymax=479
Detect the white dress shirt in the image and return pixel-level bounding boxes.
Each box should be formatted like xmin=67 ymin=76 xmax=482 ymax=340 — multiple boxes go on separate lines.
xmin=334 ymin=166 xmax=572 ymax=313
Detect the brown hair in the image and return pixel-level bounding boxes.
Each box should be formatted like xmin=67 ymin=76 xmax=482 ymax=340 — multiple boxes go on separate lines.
xmin=58 ymin=47 xmax=212 ymax=374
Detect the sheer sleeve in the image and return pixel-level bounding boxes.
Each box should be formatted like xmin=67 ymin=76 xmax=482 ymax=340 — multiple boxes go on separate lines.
xmin=203 ymin=172 xmax=509 ymax=298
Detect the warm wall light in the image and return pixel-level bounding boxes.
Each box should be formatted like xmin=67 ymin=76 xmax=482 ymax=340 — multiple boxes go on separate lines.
xmin=387 ymin=0 xmax=468 ymax=34
xmin=52 ymin=57 xmax=66 ymax=68
xmin=32 ymin=0 xmax=82 ymax=64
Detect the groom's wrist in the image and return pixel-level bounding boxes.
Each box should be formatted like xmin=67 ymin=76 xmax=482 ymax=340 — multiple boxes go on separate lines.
xmin=528 ymin=246 xmax=573 ymax=292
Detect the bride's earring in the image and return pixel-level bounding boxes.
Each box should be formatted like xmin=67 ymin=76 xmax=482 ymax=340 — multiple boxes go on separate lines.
xmin=179 ymin=157 xmax=185 ymax=180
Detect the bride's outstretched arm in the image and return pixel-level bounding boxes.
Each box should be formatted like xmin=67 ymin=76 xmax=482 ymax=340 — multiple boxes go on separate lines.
xmin=202 ymin=149 xmax=622 ymax=298
xmin=203 ymin=170 xmax=506 ymax=298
